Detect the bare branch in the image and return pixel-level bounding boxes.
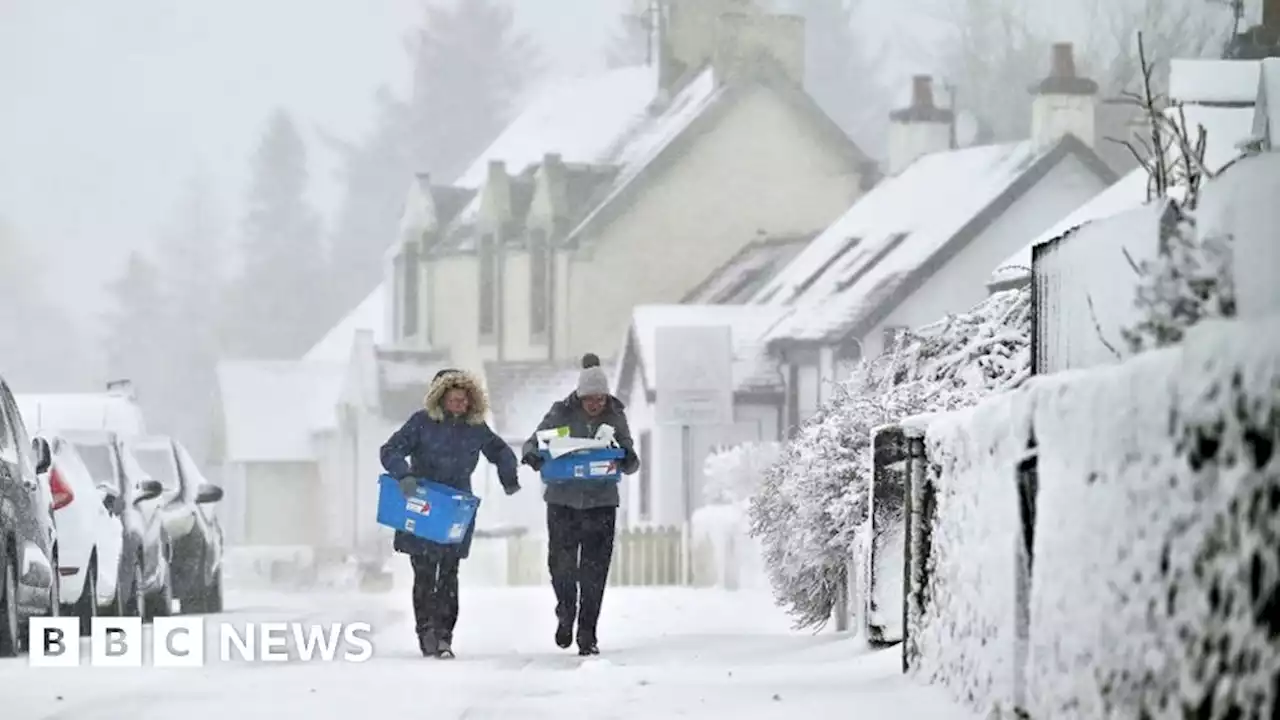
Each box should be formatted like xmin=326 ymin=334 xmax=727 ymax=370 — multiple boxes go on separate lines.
xmin=1086 ymin=293 xmax=1123 ymax=360
xmin=1122 ymin=246 xmax=1143 ymax=276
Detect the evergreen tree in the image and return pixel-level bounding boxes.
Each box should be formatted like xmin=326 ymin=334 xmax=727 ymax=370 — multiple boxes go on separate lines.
xmin=101 ymin=251 xmax=169 ymax=403
xmin=407 ymin=0 xmax=543 ymax=181
xmin=151 ymin=175 xmax=229 ymax=464
xmin=227 ymin=109 xmax=328 ymax=359
xmin=605 ymin=3 xmax=652 ymax=68
xmin=0 ymin=219 xmax=94 ymax=391
xmin=322 ymin=88 xmax=413 ymax=317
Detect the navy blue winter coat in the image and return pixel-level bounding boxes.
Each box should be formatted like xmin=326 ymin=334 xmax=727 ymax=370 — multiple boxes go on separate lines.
xmin=380 ymin=369 xmax=519 ymax=559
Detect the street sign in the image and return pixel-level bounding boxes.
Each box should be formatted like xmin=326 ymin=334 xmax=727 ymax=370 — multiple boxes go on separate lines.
xmin=654 ymin=325 xmax=734 ymax=426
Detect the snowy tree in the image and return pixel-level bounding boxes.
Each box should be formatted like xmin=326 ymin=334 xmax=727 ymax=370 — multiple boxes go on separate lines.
xmin=604 ymin=2 xmax=653 ymax=68
xmin=0 ymin=220 xmax=95 ymax=391
xmin=1112 ymin=33 xmax=1236 ymax=353
xmin=750 ymin=287 xmax=1031 ymax=629
xmin=407 ymin=0 xmax=543 ymax=181
xmin=101 ymin=251 xmax=169 ymax=403
xmin=225 ymin=109 xmax=329 ymax=359
xmin=322 ymin=87 xmax=413 ymax=317
xmin=703 ymin=441 xmax=781 ymax=505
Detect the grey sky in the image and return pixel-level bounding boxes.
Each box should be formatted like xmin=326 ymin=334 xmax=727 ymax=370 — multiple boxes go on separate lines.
xmin=0 ymin=0 xmax=617 ymax=314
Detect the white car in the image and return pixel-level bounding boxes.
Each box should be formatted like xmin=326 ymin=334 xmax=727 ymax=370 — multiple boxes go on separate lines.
xmin=37 ymin=432 xmax=126 ymax=633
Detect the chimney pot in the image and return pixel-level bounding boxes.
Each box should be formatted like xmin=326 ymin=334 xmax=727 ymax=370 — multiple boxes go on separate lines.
xmin=1050 ymin=43 xmax=1076 ymax=78
xmin=488 ymin=159 xmax=506 ymax=175
xmin=911 ymin=75 xmax=935 ymax=109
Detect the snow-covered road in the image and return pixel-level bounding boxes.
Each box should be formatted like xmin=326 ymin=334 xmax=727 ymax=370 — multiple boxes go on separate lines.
xmin=1 ymin=580 xmax=974 ymax=719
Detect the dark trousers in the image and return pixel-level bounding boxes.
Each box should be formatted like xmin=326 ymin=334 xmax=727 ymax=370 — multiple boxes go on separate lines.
xmin=546 ymin=504 xmax=617 ymax=643
xmin=410 ymin=553 xmax=460 ymax=641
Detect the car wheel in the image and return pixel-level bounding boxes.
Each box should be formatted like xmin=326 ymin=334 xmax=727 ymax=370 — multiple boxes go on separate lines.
xmin=74 ymin=558 xmax=98 ymax=637
xmin=0 ymin=556 xmax=19 ymax=657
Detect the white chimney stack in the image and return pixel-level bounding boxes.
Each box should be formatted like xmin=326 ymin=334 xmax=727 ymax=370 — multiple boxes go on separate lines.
xmin=887 ymin=75 xmax=954 ymax=175
xmin=1030 ymin=42 xmax=1099 ymax=149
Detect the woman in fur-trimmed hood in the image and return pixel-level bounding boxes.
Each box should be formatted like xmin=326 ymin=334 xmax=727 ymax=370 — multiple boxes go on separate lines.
xmin=380 ymin=367 xmax=520 ymax=658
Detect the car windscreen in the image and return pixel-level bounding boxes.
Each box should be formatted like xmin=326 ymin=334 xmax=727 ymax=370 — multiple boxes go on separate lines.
xmin=72 ymin=442 xmax=118 ymax=489
xmin=131 ymin=447 xmax=180 ymax=492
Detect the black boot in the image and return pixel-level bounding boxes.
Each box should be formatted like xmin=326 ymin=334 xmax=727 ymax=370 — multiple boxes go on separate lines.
xmin=555 ymin=616 xmax=574 ymax=649
xmin=437 ymin=632 xmax=454 ymax=659
xmin=417 ymin=629 xmax=438 ymax=658
xmin=577 ymin=630 xmax=599 ymax=656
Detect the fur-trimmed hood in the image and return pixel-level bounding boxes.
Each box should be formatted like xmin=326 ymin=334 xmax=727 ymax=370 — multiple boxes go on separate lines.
xmin=423 ymin=369 xmax=490 ymax=425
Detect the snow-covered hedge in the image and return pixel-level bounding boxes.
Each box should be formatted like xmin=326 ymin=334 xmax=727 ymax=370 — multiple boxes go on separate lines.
xmin=907 ymin=390 xmax=1032 ymax=714
xmin=693 ymin=442 xmax=779 ymax=590
xmin=750 ymin=287 xmax=1031 ymax=630
xmin=907 ymin=315 xmax=1280 ymax=718
xmin=1024 ymin=316 xmax=1280 ymax=719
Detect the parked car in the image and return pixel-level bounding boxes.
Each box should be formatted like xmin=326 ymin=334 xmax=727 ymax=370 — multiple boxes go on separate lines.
xmin=124 ymin=436 xmax=224 ymax=613
xmin=0 ymin=375 xmax=60 ymax=657
xmin=57 ymin=430 xmax=172 ymax=622
xmin=34 ymin=432 xmax=127 ymax=634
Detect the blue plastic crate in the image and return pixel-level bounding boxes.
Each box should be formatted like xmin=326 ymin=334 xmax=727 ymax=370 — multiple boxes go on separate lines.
xmin=375 ymin=475 xmax=480 ymax=544
xmin=539 ymin=447 xmax=626 ymax=484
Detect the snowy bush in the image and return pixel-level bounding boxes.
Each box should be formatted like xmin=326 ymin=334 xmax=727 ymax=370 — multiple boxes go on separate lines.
xmin=750 ymin=287 xmax=1032 ymax=630
xmin=1123 ymin=205 xmax=1236 ymax=353
xmin=907 ymin=390 xmax=1032 ymax=716
xmin=1024 ymin=316 xmax=1280 ymax=719
xmin=702 ymin=441 xmax=781 ymax=506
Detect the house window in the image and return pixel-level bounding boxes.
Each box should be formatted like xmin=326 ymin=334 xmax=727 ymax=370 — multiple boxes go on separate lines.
xmin=529 ymin=229 xmax=548 ymax=337
xmin=478 ymin=233 xmax=496 ymax=338
xmin=638 ymin=430 xmax=652 ymax=521
xmin=402 ymin=242 xmax=419 ymax=338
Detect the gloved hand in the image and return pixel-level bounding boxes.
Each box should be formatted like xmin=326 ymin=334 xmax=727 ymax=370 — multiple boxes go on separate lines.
xmin=503 ymin=483 xmax=521 ymax=496
xmin=620 ymin=448 xmax=640 ymax=474
xmin=521 ymin=451 xmax=544 ymax=471
xmin=398 ymin=476 xmax=419 ymax=496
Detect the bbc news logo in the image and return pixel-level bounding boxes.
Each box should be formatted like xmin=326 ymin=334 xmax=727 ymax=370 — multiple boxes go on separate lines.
xmin=28 ymin=617 xmax=374 ymax=666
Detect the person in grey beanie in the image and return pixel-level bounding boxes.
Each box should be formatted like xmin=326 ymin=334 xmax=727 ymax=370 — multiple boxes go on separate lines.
xmin=520 ymin=353 xmax=639 ymax=656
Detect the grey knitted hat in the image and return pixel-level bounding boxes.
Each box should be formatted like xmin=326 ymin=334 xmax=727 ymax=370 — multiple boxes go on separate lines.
xmin=576 ymin=353 xmax=609 ymax=397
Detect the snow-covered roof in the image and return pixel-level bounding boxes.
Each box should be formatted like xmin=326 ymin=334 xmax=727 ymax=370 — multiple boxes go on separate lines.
xmin=757 ymin=138 xmax=1094 ymax=344
xmin=303 ymin=284 xmax=387 ymax=363
xmin=682 ymin=234 xmax=813 ymax=304
xmin=216 ymin=361 xmax=346 ymax=463
xmin=1169 ymin=59 xmax=1262 ymax=105
xmin=13 ymin=393 xmax=147 ymax=437
xmin=454 ymin=65 xmax=660 ymax=189
xmin=627 ymin=304 xmax=791 ymax=393
xmin=482 ymin=359 xmax=583 ymax=442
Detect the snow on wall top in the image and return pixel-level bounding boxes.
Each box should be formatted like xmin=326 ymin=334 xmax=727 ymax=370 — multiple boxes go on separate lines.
xmin=303 ymin=284 xmax=387 ymax=364
xmin=757 ymin=140 xmax=1051 ymax=343
xmin=1169 ymin=58 xmax=1261 ymax=105
xmin=630 ymin=304 xmax=791 ymax=393
xmin=216 ymin=361 xmax=346 ymax=463
xmin=14 ymin=393 xmax=147 ymax=438
xmin=453 ymin=65 xmax=660 ymax=189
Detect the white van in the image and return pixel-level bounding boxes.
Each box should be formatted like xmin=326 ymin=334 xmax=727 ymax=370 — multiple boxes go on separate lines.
xmin=15 ymin=380 xmax=147 ymax=438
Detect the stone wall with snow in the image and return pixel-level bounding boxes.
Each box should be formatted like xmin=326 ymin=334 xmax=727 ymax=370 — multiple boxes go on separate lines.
xmin=906 ymin=315 xmax=1280 ymax=718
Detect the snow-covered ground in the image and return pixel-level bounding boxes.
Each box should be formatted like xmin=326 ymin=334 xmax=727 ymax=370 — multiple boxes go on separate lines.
xmin=1 ymin=573 xmax=975 ymax=720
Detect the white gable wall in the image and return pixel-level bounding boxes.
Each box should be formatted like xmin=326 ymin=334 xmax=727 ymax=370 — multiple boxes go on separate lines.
xmin=858 ymin=153 xmax=1108 ymax=359
xmin=563 ymin=85 xmax=864 ymax=360
xmin=425 ymin=253 xmax=484 ymax=369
